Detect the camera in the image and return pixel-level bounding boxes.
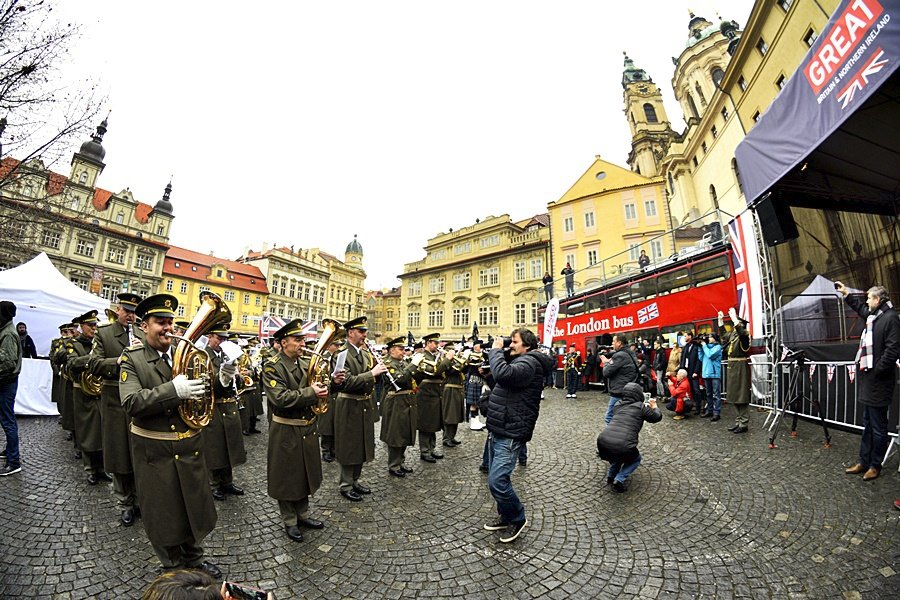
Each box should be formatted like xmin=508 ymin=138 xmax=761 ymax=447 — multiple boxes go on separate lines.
xmin=224 ymin=581 xmax=273 ymax=600
xmin=502 ymin=336 xmax=512 ymax=349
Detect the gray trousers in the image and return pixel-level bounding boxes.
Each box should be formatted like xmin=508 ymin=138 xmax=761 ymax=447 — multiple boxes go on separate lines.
xmin=338 ymin=463 xmax=363 ymax=491
xmin=387 ymin=446 xmax=407 ymax=471
xmin=112 ymin=472 xmax=137 ymax=510
xmin=278 ymin=497 xmax=310 ymax=527
xmin=209 ymin=466 xmax=233 ymax=488
xmin=152 ymin=538 xmax=204 ymax=569
xmin=418 ymin=431 xmax=436 ymax=455
xmin=442 ymin=424 xmax=458 ymax=443
xmin=734 ymin=403 xmax=750 ymax=426
xmin=81 ymin=450 xmax=103 ymax=475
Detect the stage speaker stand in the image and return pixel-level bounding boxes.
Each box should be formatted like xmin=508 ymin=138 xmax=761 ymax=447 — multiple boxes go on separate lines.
xmin=756 ymin=194 xmax=799 ymax=246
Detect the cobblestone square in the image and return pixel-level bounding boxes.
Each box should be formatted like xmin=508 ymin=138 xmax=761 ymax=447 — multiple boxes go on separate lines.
xmin=1 ymin=389 xmax=898 ymax=599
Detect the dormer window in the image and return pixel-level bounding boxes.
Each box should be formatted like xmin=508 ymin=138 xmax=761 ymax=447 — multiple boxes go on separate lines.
xmin=116 ymin=213 xmax=124 ymax=224
xmin=70 ymin=198 xmax=79 ymax=210
xmin=79 ymin=172 xmax=88 ymax=184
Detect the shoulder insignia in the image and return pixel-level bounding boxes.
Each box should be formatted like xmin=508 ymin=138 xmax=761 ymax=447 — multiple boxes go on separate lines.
xmin=389 ymin=368 xmax=396 ymax=374
xmin=124 ymin=344 xmax=143 ymax=352
xmin=67 ymin=347 xmax=74 ymax=353
xmin=121 ymin=371 xmax=127 ymax=382
xmin=269 ymin=379 xmax=278 ymax=388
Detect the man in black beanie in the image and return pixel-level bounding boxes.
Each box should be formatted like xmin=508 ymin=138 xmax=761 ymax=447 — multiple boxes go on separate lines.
xmin=0 ymin=300 xmax=23 ymax=476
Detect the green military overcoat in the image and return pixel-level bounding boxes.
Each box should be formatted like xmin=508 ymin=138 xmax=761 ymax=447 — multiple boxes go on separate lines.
xmin=379 ymin=356 xmax=418 ymax=447
xmin=202 ymin=348 xmax=246 ymax=471
xmin=333 ymin=345 xmax=376 ymax=465
xmin=263 ymin=352 xmax=322 ymax=501
xmin=119 ymin=344 xmax=217 ymax=548
xmin=441 ymin=364 xmax=465 ymax=425
xmin=49 ymin=337 xmax=63 ymax=405
xmin=66 ymin=335 xmax=102 ymax=452
xmin=54 ymin=341 xmax=75 ymax=431
xmin=417 ymin=351 xmax=450 ymax=433
xmin=722 ymin=322 xmax=752 ymax=405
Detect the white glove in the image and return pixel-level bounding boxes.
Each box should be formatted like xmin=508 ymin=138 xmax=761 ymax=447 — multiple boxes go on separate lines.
xmin=728 ymin=307 xmax=739 ymax=324
xmin=219 ymin=362 xmax=237 ymax=387
xmin=173 ymin=374 xmax=205 ymax=399
xmin=717 ymin=310 xmax=725 ymax=327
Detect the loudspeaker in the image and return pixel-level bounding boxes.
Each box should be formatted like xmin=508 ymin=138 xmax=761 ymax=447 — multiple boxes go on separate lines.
xmin=756 ymin=195 xmax=799 ymax=246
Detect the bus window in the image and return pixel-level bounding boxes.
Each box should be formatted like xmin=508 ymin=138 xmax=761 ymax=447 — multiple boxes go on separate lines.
xmin=660 ymin=323 xmax=692 ymax=347
xmin=584 ymin=293 xmax=601 ymax=313
xmin=607 ymin=285 xmax=630 ymax=307
xmin=691 ymin=254 xmax=730 ymax=287
xmin=630 ymin=278 xmax=657 ymax=303
xmin=657 ymin=267 xmax=691 ymax=295
xmin=565 ymin=300 xmax=585 ymax=317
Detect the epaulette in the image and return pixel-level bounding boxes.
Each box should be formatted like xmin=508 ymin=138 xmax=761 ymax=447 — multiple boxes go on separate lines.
xmin=123 ymin=344 xmax=143 ymax=352
xmin=265 ymin=355 xmax=280 ymax=365
xmin=97 ymin=322 xmax=114 ymax=329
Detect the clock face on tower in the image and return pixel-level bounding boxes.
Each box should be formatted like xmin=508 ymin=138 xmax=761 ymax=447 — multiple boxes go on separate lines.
xmin=638 ymin=85 xmax=648 ymax=94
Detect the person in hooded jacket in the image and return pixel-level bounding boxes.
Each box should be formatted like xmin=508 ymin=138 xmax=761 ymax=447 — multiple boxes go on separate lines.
xmin=596 ymin=382 xmax=661 ymax=492
xmin=699 ymin=333 xmax=723 ymax=421
xmin=601 ymin=334 xmax=638 ymax=425
xmin=483 ymin=328 xmax=553 ymax=543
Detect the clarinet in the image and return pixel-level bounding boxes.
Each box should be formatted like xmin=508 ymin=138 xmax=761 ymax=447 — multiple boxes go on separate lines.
xmin=365 ymin=340 xmax=401 ymax=391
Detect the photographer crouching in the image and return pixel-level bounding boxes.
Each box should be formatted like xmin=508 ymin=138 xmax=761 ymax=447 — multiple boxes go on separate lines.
xmin=482 ymin=328 xmax=553 ymax=543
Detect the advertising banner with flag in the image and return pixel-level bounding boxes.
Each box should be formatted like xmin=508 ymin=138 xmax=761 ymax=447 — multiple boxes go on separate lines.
xmin=542 ymin=298 xmax=560 ymax=346
xmin=258 ymin=315 xmax=285 ymax=343
xmin=727 ymin=213 xmax=764 ymax=339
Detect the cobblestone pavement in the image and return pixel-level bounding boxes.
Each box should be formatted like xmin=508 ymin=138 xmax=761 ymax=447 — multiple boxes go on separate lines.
xmin=1 ymin=388 xmax=898 ymax=599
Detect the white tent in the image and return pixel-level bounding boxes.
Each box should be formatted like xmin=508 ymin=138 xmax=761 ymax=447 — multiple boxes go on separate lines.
xmin=0 ymin=252 xmax=108 ymax=355
xmin=776 ymin=275 xmax=858 ymax=345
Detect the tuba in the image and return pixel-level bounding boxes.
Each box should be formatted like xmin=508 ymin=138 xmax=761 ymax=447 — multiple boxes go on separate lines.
xmin=79 ymin=309 xmax=118 ymax=396
xmin=304 ymin=318 xmax=344 ymax=415
xmin=170 ymin=292 xmax=232 ymax=429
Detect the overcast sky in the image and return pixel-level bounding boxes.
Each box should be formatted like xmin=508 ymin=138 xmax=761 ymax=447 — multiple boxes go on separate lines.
xmin=54 ymin=0 xmax=753 ymax=290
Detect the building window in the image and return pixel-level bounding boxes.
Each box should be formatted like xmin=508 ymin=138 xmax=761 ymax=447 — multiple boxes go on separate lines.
xmin=180 ymin=282 xmax=188 ymax=294
xmin=565 ymin=254 xmax=575 ymax=269
xmin=710 ymin=185 xmax=719 ymax=209
xmin=530 ymin=303 xmax=538 ymax=324
xmin=165 ymin=280 xmax=174 ymax=292
xmin=289 ymin=282 xmax=296 ymax=298
xmin=156 ymin=226 xmax=164 ymax=236
xmin=756 ymin=38 xmax=768 ymax=56
xmin=407 ymin=311 xmax=420 ymax=328
xmin=115 ymin=213 xmax=124 ymax=224
xmin=177 ymin=305 xmax=186 ymax=317
xmin=738 ymin=76 xmax=747 ymax=91
xmin=563 ymin=216 xmax=574 ymax=233
xmin=514 ymin=261 xmax=526 ymax=281
xmin=408 ymin=281 xmax=421 ymax=296
xmin=427 ymin=310 xmax=444 ymax=328
xmin=430 ymin=248 xmax=447 ymax=261
xmin=721 ymin=106 xmax=729 ymax=120
xmin=692 ymin=156 xmax=699 ymax=168
xmin=70 ymin=277 xmax=88 ymax=291
xmin=776 ymin=74 xmax=786 ymax=89
xmin=732 ymin=158 xmax=744 ymax=194
xmin=255 ymin=296 xmax=261 ymax=306
xmin=514 ymin=303 xmax=526 ymax=325
xmin=711 ymin=125 xmax=718 ymax=139
xmin=478 ymin=306 xmax=499 ymax=326
xmin=624 ymin=203 xmax=637 ymax=220
xmin=478 ymin=267 xmax=499 ymax=287
xmin=107 ymin=247 xmax=125 ymax=264
xmin=243 ymin=293 xmax=250 ymax=305
xmin=752 ymin=111 xmax=761 ymax=124
xmin=644 ymin=198 xmax=657 ymax=217
xmin=135 ymin=254 xmax=153 ymax=270
xmin=667 ymin=172 xmax=675 ymax=194
xmin=777 ymin=0 xmax=793 ymax=11
xmin=199 ymin=285 xmax=210 ymax=293
xmin=530 ymin=259 xmax=543 ymax=279
xmin=279 ymin=281 xmax=286 ymax=295
xmin=216 ymin=269 xmax=223 ymax=278
xmin=241 ymin=314 xmax=248 ymax=325
xmin=643 ymin=103 xmax=658 ymax=123
xmin=75 ymin=239 xmax=95 ymax=257
xmin=100 ymin=284 xmax=115 ymax=300
xmin=223 ymin=291 xmax=235 ymax=302
xmin=587 ymin=249 xmax=598 ymax=266
xmin=627 ymin=244 xmax=641 ymax=261
xmin=584 ymin=212 xmax=595 ymax=228
xmin=804 ymin=28 xmax=818 ymax=47
xmin=701 ymin=141 xmax=708 ymax=154
xmin=480 ymin=235 xmax=499 ymax=249
xmin=711 ymin=67 xmax=725 ymax=88
xmin=651 ymin=240 xmax=664 ymax=260
xmin=452 ymin=272 xmax=470 ymax=291
xmin=429 ymin=277 xmax=445 ymax=294
xmin=454 ymin=241 xmax=471 ymax=255
xmin=41 ymin=230 xmax=61 ymax=249
xmin=452 ymin=308 xmax=469 ymax=327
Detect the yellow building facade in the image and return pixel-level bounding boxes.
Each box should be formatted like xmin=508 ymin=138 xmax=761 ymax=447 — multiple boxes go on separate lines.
xmin=162 ymin=245 xmax=268 ymax=336
xmin=547 ymin=157 xmax=675 ymax=294
xmin=365 ymin=287 xmax=402 ymax=343
xmin=314 ymin=236 xmax=367 ymax=323
xmin=238 ymin=246 xmax=330 ymax=324
xmin=399 ymin=214 xmax=550 ymax=342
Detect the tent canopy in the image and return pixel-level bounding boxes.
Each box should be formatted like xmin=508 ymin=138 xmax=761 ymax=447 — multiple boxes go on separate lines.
xmin=735 ymin=0 xmax=900 ymax=215
xmin=0 ymin=252 xmax=108 ymax=355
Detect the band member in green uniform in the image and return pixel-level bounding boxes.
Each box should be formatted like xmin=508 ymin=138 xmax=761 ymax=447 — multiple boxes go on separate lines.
xmin=441 ymin=345 xmax=465 ymax=448
xmin=264 ymin=319 xmax=340 ymax=541
xmin=202 ymin=323 xmax=247 ymax=501
xmin=88 ymin=292 xmax=144 ymax=526
xmin=720 ymin=308 xmax=752 ymax=434
xmin=119 ymin=294 xmax=221 ymax=578
xmin=237 ymin=337 xmax=264 ymax=435
xmin=333 ymin=316 xmax=387 ymax=501
xmin=380 ymin=336 xmax=421 ymax=477
xmin=318 ymin=338 xmax=341 ymax=463
xmin=53 ymin=323 xmax=78 ymax=451
xmin=66 ymin=310 xmax=109 ymax=485
xmin=417 ymin=333 xmax=453 ymax=462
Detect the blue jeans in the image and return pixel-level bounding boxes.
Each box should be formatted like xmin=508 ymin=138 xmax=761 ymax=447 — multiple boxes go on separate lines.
xmin=607 ymin=452 xmax=642 ymax=483
xmin=566 ymin=369 xmax=579 ymax=395
xmin=487 ymin=434 xmax=526 ymax=524
xmin=0 ymin=379 xmax=20 ymax=468
xmin=859 ymin=405 xmax=889 ymax=469
xmin=605 ymin=396 xmax=621 ymax=425
xmin=704 ymin=378 xmax=721 ymax=415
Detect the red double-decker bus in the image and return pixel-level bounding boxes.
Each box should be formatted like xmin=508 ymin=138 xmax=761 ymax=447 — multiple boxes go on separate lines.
xmin=539 ymin=244 xmax=739 ymax=362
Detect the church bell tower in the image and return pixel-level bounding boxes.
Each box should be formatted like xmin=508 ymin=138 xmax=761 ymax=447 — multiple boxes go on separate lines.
xmin=622 ymin=54 xmax=674 ymax=177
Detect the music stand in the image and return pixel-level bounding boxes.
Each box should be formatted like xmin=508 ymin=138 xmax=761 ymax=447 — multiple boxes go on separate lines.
xmin=767 ymin=349 xmax=832 ymax=449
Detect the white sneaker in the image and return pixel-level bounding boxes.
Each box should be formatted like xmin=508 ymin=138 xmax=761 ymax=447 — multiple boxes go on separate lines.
xmin=469 ymin=419 xmax=485 ymax=431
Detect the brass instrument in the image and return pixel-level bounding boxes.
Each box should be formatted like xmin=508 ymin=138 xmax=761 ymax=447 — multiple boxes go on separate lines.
xmin=169 ymin=291 xmax=232 ymax=429
xmin=451 ymin=348 xmax=472 ymax=371
xmin=79 ymin=310 xmax=118 ymax=396
xmin=104 ymin=308 xmax=118 ymax=322
xmin=305 ymin=318 xmax=345 ymax=415
xmin=467 ymin=350 xmax=484 ymax=366
xmin=237 ymin=352 xmax=254 ymax=389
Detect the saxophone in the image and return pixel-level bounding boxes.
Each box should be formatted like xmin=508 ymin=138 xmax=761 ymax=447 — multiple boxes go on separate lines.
xmin=168 ymin=292 xmax=232 ymax=429
xmin=304 ymin=318 xmax=344 ymax=415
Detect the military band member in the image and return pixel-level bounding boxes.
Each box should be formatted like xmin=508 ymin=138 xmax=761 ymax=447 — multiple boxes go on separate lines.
xmin=53 ymin=323 xmax=78 ymax=450
xmin=318 ymin=338 xmax=341 ymax=463
xmin=380 ymin=336 xmax=421 ymax=477
xmin=173 ymin=320 xmax=190 ymax=337
xmin=720 ymin=308 xmax=752 ymax=434
xmin=201 ymin=323 xmax=247 ymax=501
xmin=564 ymin=343 xmax=582 ymax=398
xmin=417 ymin=333 xmax=452 ymax=463
xmin=333 ymin=316 xmax=387 ymax=501
xmin=441 ymin=345 xmax=465 ymax=447
xmin=237 ymin=337 xmax=264 ymax=436
xmin=66 ymin=310 xmax=109 ymax=485
xmin=119 ymin=294 xmax=221 ymax=578
xmin=49 ymin=324 xmax=67 ymax=409
xmin=264 ymin=319 xmax=337 ymax=542
xmin=465 ymin=342 xmax=485 ymax=428
xmin=87 ymin=292 xmax=144 ymax=526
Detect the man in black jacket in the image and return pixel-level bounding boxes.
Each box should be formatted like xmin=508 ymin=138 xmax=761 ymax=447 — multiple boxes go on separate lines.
xmin=483 ymin=328 xmax=553 ymax=543
xmin=597 ymin=382 xmax=662 ymax=492
xmin=602 ymin=334 xmax=638 ymax=424
xmin=680 ymin=331 xmax=703 ymax=415
xmin=836 ymin=283 xmax=900 ymax=482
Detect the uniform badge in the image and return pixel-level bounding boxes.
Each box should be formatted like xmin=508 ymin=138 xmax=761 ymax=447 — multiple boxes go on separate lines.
xmin=121 ymin=371 xmax=127 ymax=382
xmin=270 ymin=379 xmax=277 ymax=387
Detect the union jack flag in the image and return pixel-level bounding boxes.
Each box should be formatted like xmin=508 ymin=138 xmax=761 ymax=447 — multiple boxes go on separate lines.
xmin=301 ymin=320 xmax=318 ymax=339
xmin=258 ymin=315 xmax=285 ymax=343
xmin=837 ymin=49 xmax=888 ymax=110
xmin=727 ymin=214 xmax=763 ymax=338
xmin=637 ymin=302 xmax=659 ymax=324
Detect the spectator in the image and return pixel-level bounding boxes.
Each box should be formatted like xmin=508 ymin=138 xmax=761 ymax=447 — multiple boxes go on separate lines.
xmin=667 ymin=368 xmax=692 ymax=420
xmin=596 ymin=382 xmax=661 ymax=492
xmin=680 ymin=331 xmax=703 ymax=416
xmin=0 ymin=301 xmax=22 ymax=476
xmin=638 ymin=249 xmax=650 ymax=270
xmin=602 ymin=334 xmax=638 ymax=425
xmin=699 ymin=333 xmax=723 ymax=421
xmin=483 ymin=328 xmax=552 ymax=543
xmin=16 ymin=322 xmax=37 ymax=359
xmin=561 ymin=263 xmax=575 ymax=297
xmin=542 ymin=272 xmax=554 ymax=303
xmin=583 ymin=348 xmax=598 ymax=388
xmin=836 ymin=283 xmax=900 ymax=482
xmin=652 ymin=341 xmax=668 ymax=400
xmin=636 ymin=354 xmax=653 ymax=394
xmin=142 ymin=569 xmax=274 ymax=600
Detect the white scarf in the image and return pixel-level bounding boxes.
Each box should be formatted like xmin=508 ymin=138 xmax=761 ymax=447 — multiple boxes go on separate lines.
xmin=856 ymin=300 xmax=893 ymax=370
